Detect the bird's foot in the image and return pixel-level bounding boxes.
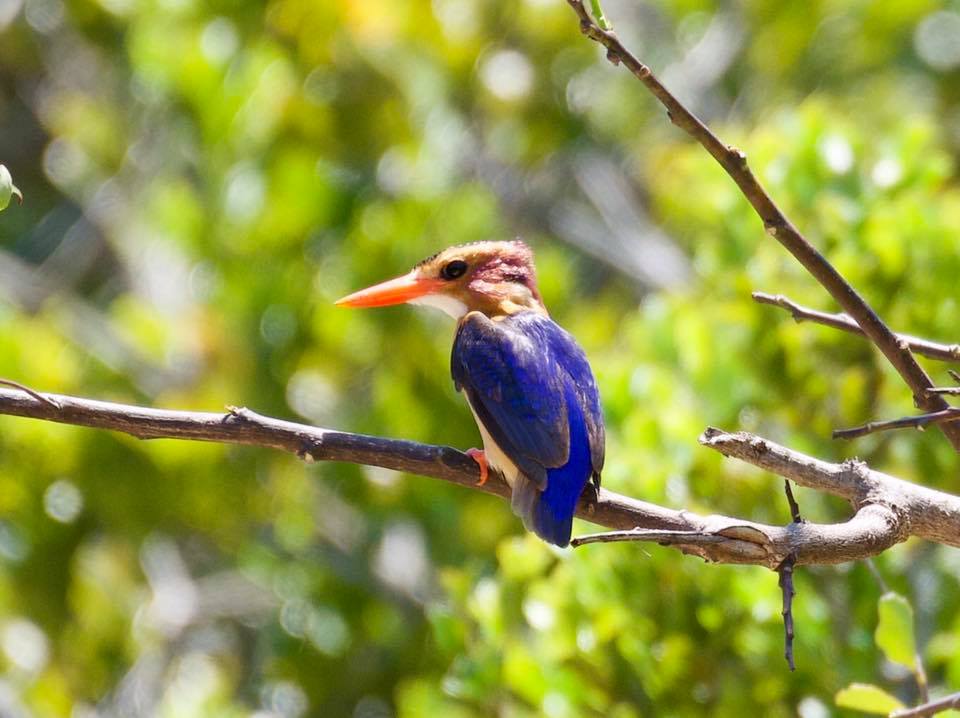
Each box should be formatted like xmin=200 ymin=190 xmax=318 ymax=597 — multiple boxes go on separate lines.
xmin=581 ymin=480 xmax=600 ymax=514
xmin=465 ymin=448 xmax=489 ymax=486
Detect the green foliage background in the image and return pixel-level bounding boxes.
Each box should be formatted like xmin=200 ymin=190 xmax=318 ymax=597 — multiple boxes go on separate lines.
xmin=1 ymin=0 xmax=960 ymax=715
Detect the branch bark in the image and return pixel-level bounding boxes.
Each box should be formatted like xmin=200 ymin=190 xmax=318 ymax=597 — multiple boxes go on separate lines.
xmin=752 ymin=292 xmax=960 ymax=363
xmin=834 ymin=408 xmax=960 ymax=440
xmin=0 ymin=387 xmax=957 ymax=569
xmin=565 ymin=0 xmax=960 ymax=451
xmin=891 ymin=692 xmax=960 ymax=718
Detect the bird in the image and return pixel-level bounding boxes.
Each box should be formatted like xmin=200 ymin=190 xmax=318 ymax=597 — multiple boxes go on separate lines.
xmin=335 ymin=240 xmax=605 ymax=547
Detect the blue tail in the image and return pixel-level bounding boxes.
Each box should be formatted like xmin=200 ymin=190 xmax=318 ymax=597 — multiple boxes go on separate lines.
xmin=529 ymin=389 xmax=593 ymax=547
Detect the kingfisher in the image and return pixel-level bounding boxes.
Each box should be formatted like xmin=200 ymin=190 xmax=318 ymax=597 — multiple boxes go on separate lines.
xmin=335 ymin=241 xmax=605 ymax=547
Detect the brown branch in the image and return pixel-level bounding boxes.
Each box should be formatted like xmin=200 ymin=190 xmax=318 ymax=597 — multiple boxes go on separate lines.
xmin=570 ymin=503 xmax=905 ymax=567
xmin=566 ymin=0 xmax=960 ymax=451
xmin=571 ymin=529 xmax=732 ymax=548
xmin=697 ymin=428 xmax=960 ymax=549
xmin=777 ymin=553 xmax=797 ymax=672
xmin=834 ymin=408 xmax=960 ymax=440
xmin=0 ymin=388 xmax=957 ymax=568
xmin=752 ymin=293 xmax=960 ymax=439
xmin=783 ymin=480 xmax=802 ymax=523
xmin=752 ymin=292 xmax=960 ymax=363
xmin=0 ymin=378 xmax=61 ymax=409
xmin=778 ymin=481 xmax=802 ymax=672
xmin=891 ymin=692 xmax=960 ymax=718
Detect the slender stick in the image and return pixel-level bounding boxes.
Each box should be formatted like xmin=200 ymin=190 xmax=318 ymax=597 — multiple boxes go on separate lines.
xmin=784 ymin=480 xmax=802 ymax=523
xmin=570 ymin=529 xmax=729 ymax=547
xmin=777 ymin=554 xmax=797 ymax=671
xmin=834 ymin=408 xmax=960 ymax=440
xmin=891 ymin=692 xmax=960 ymax=718
xmin=752 ymin=292 xmax=960 ymax=363
xmin=0 ymin=379 xmax=61 ymax=409
xmin=565 ymin=0 xmax=960 ymax=451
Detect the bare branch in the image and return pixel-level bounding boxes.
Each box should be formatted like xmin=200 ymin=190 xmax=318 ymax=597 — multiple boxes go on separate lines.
xmin=572 ymin=503 xmax=907 ymax=567
xmin=571 ymin=529 xmax=732 ymax=548
xmin=891 ymin=692 xmax=960 ymax=718
xmin=777 ymin=554 xmax=797 ymax=672
xmin=566 ymin=0 xmax=960 ymax=451
xmin=752 ymin=292 xmax=960 ymax=363
xmin=784 ymin=480 xmax=802 ymax=523
xmin=0 ymin=388 xmax=958 ymax=567
xmin=0 ymin=379 xmax=61 ymax=409
xmin=928 ymin=369 xmax=960 ymax=395
xmin=833 ymin=408 xmax=960 ymax=440
xmin=699 ymin=428 xmax=960 ymax=548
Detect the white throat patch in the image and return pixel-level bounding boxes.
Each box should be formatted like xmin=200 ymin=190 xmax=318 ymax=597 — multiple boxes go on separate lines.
xmin=409 ymin=294 xmax=469 ymax=319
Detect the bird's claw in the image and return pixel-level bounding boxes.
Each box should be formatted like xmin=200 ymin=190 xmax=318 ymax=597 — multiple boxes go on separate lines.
xmin=465 ymin=448 xmax=489 ymax=486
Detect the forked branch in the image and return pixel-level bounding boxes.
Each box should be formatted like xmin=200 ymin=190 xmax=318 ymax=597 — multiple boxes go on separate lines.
xmin=0 ymin=387 xmax=957 ymax=569
xmin=752 ymin=292 xmax=960 ymax=363
xmin=565 ymin=0 xmax=960 ymax=451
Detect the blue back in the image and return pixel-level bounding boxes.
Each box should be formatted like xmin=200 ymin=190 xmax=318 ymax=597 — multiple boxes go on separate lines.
xmin=451 ymin=311 xmax=605 ymax=546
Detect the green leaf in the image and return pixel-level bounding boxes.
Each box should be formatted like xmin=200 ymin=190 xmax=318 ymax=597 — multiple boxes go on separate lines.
xmin=589 ymin=0 xmax=612 ymax=30
xmin=876 ymin=592 xmax=917 ymax=670
xmin=0 ymin=164 xmax=22 ymax=211
xmin=835 ymin=683 xmax=905 ymax=714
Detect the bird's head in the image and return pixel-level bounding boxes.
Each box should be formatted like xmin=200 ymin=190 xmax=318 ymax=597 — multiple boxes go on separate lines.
xmin=335 ymin=240 xmax=546 ymax=319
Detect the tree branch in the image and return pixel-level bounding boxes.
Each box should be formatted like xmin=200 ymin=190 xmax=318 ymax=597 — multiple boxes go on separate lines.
xmin=777 ymin=553 xmax=797 ymax=671
xmin=834 ymin=408 xmax=960 ymax=440
xmin=891 ymin=692 xmax=960 ymax=718
xmin=698 ymin=428 xmax=960 ymax=546
xmin=0 ymin=388 xmax=958 ymax=568
xmin=752 ymin=292 xmax=960 ymax=363
xmin=566 ymin=0 xmax=960 ymax=451
xmin=752 ymin=293 xmax=960 ymax=438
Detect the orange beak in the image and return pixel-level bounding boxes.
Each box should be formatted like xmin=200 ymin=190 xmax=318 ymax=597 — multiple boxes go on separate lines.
xmin=335 ymin=271 xmax=445 ymax=308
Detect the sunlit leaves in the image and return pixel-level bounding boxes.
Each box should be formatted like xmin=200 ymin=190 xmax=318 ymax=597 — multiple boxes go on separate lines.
xmin=835 ymin=683 xmax=905 ymax=714
xmin=1 ymin=0 xmax=960 ymax=716
xmin=0 ymin=165 xmax=21 ymax=210
xmin=876 ymin=592 xmax=918 ymax=671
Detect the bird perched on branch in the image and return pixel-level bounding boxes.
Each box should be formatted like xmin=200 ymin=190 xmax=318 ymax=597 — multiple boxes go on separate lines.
xmin=336 ymin=241 xmax=605 ymax=546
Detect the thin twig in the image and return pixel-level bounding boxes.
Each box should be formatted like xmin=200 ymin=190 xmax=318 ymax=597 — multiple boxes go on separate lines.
xmin=0 ymin=388 xmax=959 ymax=564
xmin=570 ymin=529 xmax=729 ymax=547
xmin=891 ymin=691 xmax=960 ymax=718
xmin=777 ymin=553 xmax=797 ymax=671
xmin=784 ymin=480 xmax=802 ymax=523
xmin=864 ymin=559 xmax=890 ymax=593
xmin=752 ymin=292 xmax=960 ymax=363
xmin=932 ymin=370 xmax=960 ymax=394
xmin=566 ymin=0 xmax=960 ymax=451
xmin=778 ymin=481 xmax=802 ymax=671
xmin=915 ymin=652 xmax=930 ymax=705
xmin=0 ymin=379 xmax=61 ymax=409
xmin=833 ymin=408 xmax=960 ymax=440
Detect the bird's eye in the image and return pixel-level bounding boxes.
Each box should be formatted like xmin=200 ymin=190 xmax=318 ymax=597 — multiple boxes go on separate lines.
xmin=440 ymin=260 xmax=468 ymax=280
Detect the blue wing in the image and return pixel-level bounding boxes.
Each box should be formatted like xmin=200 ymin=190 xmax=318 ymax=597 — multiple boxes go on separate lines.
xmin=451 ymin=311 xmax=605 ymax=546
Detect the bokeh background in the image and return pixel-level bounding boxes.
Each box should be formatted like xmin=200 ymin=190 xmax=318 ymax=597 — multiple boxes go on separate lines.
xmin=1 ymin=0 xmax=960 ymax=715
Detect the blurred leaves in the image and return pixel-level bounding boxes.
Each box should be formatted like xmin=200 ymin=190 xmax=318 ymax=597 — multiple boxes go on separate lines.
xmin=835 ymin=683 xmax=905 ymax=715
xmin=876 ymin=592 xmax=918 ymax=672
xmin=0 ymin=164 xmax=22 ymax=210
xmin=1 ymin=0 xmax=960 ymax=715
